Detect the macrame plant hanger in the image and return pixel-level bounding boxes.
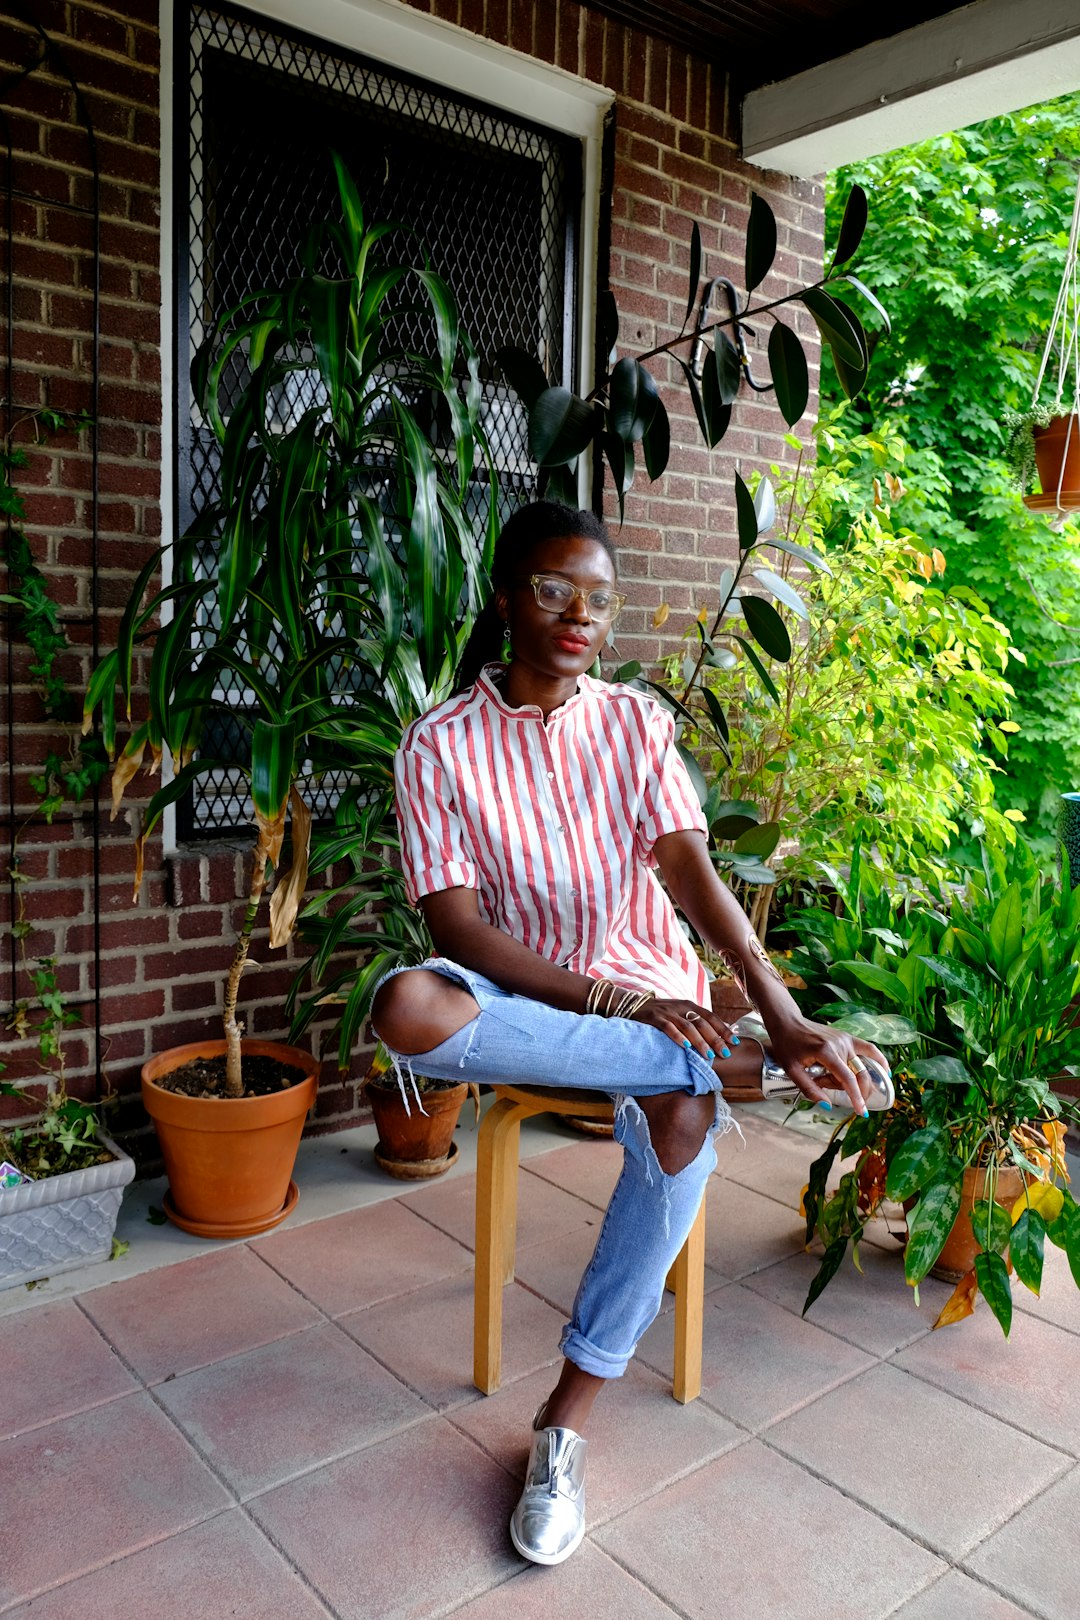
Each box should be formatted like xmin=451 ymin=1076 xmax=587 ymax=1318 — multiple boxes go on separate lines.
xmin=1028 ymin=163 xmax=1080 ymax=512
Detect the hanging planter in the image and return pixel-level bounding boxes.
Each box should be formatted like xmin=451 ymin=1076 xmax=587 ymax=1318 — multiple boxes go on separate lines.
xmin=1006 ymin=167 xmax=1080 ymax=512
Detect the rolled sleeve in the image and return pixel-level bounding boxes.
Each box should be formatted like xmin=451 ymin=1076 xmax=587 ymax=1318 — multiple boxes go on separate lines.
xmin=394 ymin=733 xmax=478 ymax=905
xmin=634 ymin=705 xmax=707 ymax=862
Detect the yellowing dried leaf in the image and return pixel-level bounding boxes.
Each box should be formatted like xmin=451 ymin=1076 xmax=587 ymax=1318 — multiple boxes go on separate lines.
xmin=132 ymin=827 xmax=147 ymax=904
xmin=652 ymin=602 xmax=670 ymax=629
xmin=799 ymin=1181 xmax=810 ymax=1218
xmin=913 ymin=551 xmax=933 ymax=581
xmin=1012 ymin=1181 xmax=1064 ymax=1226
xmin=268 ymin=789 xmax=313 ymax=948
xmin=697 ymin=605 xmax=709 ymax=624
xmin=110 ymin=734 xmax=147 ymax=820
xmin=931 ymin=547 xmax=946 ymax=575
xmin=933 ymin=1268 xmax=978 ymax=1329
xmin=872 ymin=477 xmax=883 ymax=508
xmin=254 ymin=804 xmax=287 ymax=872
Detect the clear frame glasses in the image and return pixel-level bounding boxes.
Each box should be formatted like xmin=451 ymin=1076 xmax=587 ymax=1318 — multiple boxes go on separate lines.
xmin=524 ymin=573 xmax=626 ymax=623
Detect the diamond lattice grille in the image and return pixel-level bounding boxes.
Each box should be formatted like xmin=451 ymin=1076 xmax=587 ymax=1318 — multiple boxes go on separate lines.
xmin=178 ymin=3 xmax=579 ymax=835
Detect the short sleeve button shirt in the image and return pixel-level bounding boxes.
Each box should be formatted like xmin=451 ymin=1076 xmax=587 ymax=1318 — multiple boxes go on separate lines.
xmin=394 ymin=665 xmax=709 ymax=1003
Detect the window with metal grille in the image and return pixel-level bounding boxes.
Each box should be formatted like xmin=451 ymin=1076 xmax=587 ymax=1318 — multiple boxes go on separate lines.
xmin=176 ymin=1 xmax=580 ymax=837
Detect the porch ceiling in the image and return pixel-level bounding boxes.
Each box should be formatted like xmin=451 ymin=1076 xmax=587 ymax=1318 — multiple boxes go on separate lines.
xmin=584 ymin=0 xmax=962 ymax=89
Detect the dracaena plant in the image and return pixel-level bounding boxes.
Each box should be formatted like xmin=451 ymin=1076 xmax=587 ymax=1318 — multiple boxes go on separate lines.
xmin=796 ymin=837 xmax=1080 ymax=1336
xmin=82 ymin=156 xmax=495 ymax=1097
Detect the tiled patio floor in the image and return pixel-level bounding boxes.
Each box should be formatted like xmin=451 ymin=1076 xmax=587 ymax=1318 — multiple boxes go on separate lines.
xmin=2 ymin=1105 xmax=1078 ymax=1619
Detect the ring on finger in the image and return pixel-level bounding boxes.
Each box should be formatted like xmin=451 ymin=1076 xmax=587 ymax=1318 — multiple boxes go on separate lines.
xmin=685 ymin=1011 xmax=700 ymax=1023
xmin=850 ymin=1055 xmax=867 ymax=1074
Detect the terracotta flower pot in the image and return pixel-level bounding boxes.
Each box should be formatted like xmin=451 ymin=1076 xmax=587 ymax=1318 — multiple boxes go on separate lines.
xmin=930 ymin=1162 xmax=1027 ymax=1283
xmin=368 ymin=1079 xmax=467 ymax=1179
xmin=1025 ymin=413 xmax=1080 ymax=510
xmin=141 ymin=1039 xmax=318 ymax=1238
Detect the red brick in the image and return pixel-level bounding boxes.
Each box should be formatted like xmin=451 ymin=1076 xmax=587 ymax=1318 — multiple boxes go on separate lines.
xmin=73 ymin=8 xmax=133 ymax=58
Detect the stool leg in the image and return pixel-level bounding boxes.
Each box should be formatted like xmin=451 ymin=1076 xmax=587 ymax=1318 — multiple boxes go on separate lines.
xmin=671 ymin=1190 xmax=706 ymax=1404
xmin=474 ymin=1097 xmax=524 ymax=1395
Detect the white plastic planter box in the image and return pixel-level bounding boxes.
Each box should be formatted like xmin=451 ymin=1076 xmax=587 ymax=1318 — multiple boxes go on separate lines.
xmin=0 ymin=1131 xmax=135 ymax=1290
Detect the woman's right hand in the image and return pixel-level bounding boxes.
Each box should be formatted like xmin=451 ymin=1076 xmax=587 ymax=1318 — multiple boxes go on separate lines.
xmin=630 ymin=997 xmax=740 ymax=1063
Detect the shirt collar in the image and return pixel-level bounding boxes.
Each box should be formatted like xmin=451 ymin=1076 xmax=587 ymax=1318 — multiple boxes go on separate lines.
xmin=476 ymin=662 xmax=593 ymax=721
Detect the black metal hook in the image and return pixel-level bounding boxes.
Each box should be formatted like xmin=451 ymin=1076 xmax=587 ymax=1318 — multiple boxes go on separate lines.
xmin=689 ymin=277 xmax=774 ymax=395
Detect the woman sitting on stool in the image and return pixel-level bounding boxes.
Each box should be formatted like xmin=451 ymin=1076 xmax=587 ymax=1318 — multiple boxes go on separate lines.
xmin=372 ymin=499 xmax=891 ymax=1567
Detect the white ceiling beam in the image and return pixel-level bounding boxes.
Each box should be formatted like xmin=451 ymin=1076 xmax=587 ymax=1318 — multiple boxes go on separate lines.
xmin=742 ymin=0 xmax=1080 ymax=177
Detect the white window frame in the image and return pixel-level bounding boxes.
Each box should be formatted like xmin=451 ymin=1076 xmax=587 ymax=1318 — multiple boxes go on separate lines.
xmin=158 ymin=0 xmax=613 ymax=849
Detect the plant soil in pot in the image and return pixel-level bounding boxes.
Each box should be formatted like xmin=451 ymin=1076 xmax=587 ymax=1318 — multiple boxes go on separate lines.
xmin=367 ymin=1078 xmax=468 ymax=1179
xmin=142 ymin=1039 xmax=318 ymax=1238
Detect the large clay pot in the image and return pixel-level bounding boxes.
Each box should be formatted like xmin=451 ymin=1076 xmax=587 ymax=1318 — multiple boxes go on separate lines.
xmin=1026 ymin=414 xmax=1080 ymax=510
xmin=141 ymin=1039 xmax=318 ymax=1238
xmin=368 ymin=1079 xmax=467 ymax=1179
xmin=930 ymin=1163 xmax=1027 ymax=1283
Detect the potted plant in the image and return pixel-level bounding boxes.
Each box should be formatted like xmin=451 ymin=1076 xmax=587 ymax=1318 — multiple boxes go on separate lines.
xmin=793 ymin=838 xmax=1080 ymax=1335
xmin=289 ymin=807 xmax=474 ymax=1178
xmin=0 ymin=1077 xmax=134 ymax=1289
xmin=83 ymin=157 xmax=493 ymax=1234
xmin=1004 ymin=402 xmax=1080 ymax=508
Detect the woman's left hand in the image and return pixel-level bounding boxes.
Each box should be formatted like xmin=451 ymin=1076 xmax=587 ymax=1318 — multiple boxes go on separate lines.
xmin=764 ymin=1013 xmax=889 ymax=1110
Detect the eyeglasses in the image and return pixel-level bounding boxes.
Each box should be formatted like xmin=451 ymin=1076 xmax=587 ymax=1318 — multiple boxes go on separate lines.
xmin=523 ymin=574 xmax=626 ymax=623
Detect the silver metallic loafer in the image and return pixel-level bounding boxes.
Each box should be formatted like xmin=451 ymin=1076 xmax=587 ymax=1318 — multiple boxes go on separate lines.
xmin=509 ymin=1405 xmax=587 ymax=1566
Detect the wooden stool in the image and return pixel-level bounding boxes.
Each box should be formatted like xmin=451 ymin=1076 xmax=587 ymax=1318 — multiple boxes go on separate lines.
xmin=473 ymin=1083 xmax=706 ymax=1404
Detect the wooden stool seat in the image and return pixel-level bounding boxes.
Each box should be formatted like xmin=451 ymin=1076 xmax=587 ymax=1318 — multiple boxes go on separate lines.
xmin=473 ymin=1083 xmax=706 ymax=1404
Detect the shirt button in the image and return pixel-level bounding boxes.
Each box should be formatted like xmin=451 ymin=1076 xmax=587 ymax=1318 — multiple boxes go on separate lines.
xmin=556 ymin=824 xmax=567 ymax=834
xmin=570 ymin=888 xmax=580 ymax=897
xmin=547 ymin=771 xmax=555 ymax=779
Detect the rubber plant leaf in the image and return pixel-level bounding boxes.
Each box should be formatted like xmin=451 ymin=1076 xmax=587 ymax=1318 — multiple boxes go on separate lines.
xmin=528 ymin=387 xmax=596 ymax=466
xmin=745 ymin=192 xmax=777 ymax=293
xmin=768 ymin=321 xmax=809 ymax=427
xmin=829 ymin=183 xmax=868 ymax=271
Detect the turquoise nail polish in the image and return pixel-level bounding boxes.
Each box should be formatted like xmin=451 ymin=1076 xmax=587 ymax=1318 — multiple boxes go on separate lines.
xmin=819 ymin=1099 xmax=833 ymax=1111
xmin=732 ymin=1036 xmax=741 ymax=1045
xmin=682 ymin=1038 xmax=691 ymax=1049
xmin=720 ymin=1046 xmax=731 ymax=1059
xmin=706 ymin=1048 xmax=715 ymax=1060
xmin=861 ymin=1107 xmax=870 ymax=1119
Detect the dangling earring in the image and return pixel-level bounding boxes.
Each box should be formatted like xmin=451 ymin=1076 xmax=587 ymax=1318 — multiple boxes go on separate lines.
xmin=501 ymin=618 xmax=512 ymax=662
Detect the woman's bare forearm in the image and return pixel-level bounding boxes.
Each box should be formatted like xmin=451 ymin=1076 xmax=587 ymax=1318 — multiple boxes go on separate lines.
xmin=420 ymin=889 xmax=594 ymax=1012
xmin=654 ymin=829 xmax=799 ymax=1024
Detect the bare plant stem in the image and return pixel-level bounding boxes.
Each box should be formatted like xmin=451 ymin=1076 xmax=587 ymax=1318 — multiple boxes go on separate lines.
xmin=222 ymin=834 xmax=272 ymax=1098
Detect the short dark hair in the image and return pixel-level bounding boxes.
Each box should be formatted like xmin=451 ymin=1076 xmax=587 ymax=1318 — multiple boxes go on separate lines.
xmin=455 ymin=500 xmax=615 ymax=690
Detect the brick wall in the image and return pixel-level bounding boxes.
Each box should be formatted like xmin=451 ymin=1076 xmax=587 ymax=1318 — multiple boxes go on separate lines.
xmin=1 ymin=0 xmax=823 ymax=1161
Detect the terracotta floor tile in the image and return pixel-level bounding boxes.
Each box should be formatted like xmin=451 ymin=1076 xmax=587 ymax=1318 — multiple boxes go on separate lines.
xmin=452 ymin=1541 xmax=681 ymax=1618
xmin=594 ymin=1439 xmax=943 ymax=1620
xmin=638 ymin=1282 xmax=873 ymax=1431
xmin=1012 ymin=1243 xmax=1080 ymax=1337
xmin=767 ymin=1363 xmax=1067 ymax=1557
xmin=401 ymin=1166 xmax=600 ymax=1253
xmin=892 ymin=1569 xmax=1038 ymax=1620
xmin=713 ymin=1114 xmax=822 ymax=1205
xmin=895 ymin=1309 xmax=1080 ymax=1455
xmin=247 ymin=1418 xmax=520 ymax=1618
xmin=155 ymin=1321 xmax=429 ymax=1496
xmin=966 ymin=1464 xmax=1080 ymax=1620
xmin=340 ymin=1272 xmax=565 ymax=1410
xmin=453 ymin=1359 xmax=743 ymax=1526
xmin=744 ymin=1242 xmax=952 ymax=1356
xmin=523 ymin=1136 xmax=622 ymax=1209
xmin=78 ymin=1246 xmax=322 ymax=1383
xmin=0 ymin=1393 xmax=230 ymax=1609
xmin=2 ymin=1511 xmax=332 ymax=1620
xmin=0 ymin=1300 xmax=136 ymax=1437
xmin=254 ymin=1199 xmax=472 ymax=1316
xmin=703 ymin=1177 xmax=807 ymax=1279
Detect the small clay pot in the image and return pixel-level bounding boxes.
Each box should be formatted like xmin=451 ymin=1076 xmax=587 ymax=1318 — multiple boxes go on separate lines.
xmin=929 ymin=1163 xmax=1027 ymax=1282
xmin=1025 ymin=414 xmax=1080 ymax=510
xmin=367 ymin=1079 xmax=468 ymax=1179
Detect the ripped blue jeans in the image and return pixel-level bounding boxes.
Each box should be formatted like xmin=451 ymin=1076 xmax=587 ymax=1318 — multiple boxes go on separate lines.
xmin=372 ymin=957 xmax=739 ymax=1380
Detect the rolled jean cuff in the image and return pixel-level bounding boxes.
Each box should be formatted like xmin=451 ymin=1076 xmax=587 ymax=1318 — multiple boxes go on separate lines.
xmin=558 ymin=1327 xmax=636 ymax=1380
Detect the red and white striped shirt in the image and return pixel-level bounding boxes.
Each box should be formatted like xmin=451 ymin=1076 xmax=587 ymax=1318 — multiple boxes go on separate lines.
xmin=394 ymin=664 xmax=709 ymax=1003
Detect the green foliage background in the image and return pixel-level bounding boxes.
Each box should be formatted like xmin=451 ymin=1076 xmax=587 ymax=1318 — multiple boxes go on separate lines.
xmin=824 ymin=93 xmax=1080 ymax=838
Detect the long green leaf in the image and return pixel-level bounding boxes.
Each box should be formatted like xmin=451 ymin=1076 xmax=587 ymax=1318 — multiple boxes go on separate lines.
xmin=251 ymin=719 xmax=295 ymax=826
xmin=113 ymin=549 xmax=163 ymax=720
xmin=733 ymin=635 xmax=781 ymax=705
xmin=886 ymin=1125 xmax=951 ymax=1202
xmin=395 ymin=398 xmax=447 ymax=686
xmin=684 ymin=221 xmax=702 ymax=327
xmin=734 ymin=472 xmax=758 ymax=551
xmin=803 ymin=1235 xmax=849 ymax=1314
xmin=1009 ymin=1208 xmax=1045 ymax=1295
xmin=415 ymin=269 xmax=459 ymax=387
xmin=529 ymin=387 xmax=595 ymax=466
xmin=800 ymin=286 xmax=867 ymax=367
xmin=713 ymin=330 xmax=742 ymax=406
xmin=904 ymin=1174 xmax=962 ymax=1284
xmin=970 ymin=1197 xmax=1011 ymax=1255
xmin=975 ymin=1250 xmax=1013 ymax=1335
xmin=609 ymin=357 xmax=658 ymax=442
xmin=496 ymin=345 xmax=550 ymax=410
xmin=829 ymin=183 xmax=868 ymax=270
xmin=642 ymin=394 xmax=670 ymax=480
